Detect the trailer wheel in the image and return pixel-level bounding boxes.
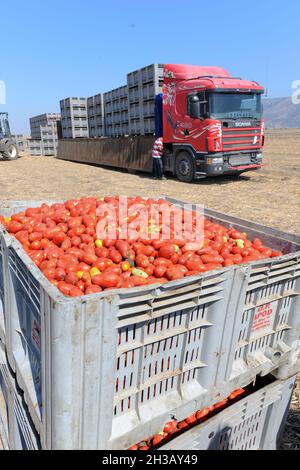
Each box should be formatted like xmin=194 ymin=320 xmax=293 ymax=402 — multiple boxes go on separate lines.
xmin=2 ymin=141 xmax=19 ymax=160
xmin=175 ymin=152 xmax=195 ymax=182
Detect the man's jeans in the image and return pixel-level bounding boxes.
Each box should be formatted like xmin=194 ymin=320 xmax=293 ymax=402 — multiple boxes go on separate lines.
xmin=152 ymin=157 xmax=163 ymax=179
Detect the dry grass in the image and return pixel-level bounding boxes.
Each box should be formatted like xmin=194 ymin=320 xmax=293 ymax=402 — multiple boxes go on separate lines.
xmin=0 ymin=128 xmax=299 ymax=449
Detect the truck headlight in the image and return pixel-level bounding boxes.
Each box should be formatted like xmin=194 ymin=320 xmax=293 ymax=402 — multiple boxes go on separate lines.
xmin=207 ymin=157 xmax=223 ymax=165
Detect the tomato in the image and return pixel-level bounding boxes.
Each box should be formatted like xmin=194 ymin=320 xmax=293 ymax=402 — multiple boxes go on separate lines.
xmin=85 ymin=285 xmax=102 ymax=295
xmin=196 ymin=406 xmax=214 ymax=421
xmin=203 ymin=263 xmax=223 ymax=271
xmin=95 ymin=246 xmax=109 ymax=258
xmin=154 ymin=265 xmax=167 ymax=278
xmin=92 ymin=272 xmax=120 ymax=288
xmin=53 ymin=232 xmax=66 ymax=246
xmin=185 ymin=413 xmax=197 ymax=425
xmin=166 ymin=266 xmax=185 ymax=281
xmin=186 ymin=260 xmax=204 ymax=271
xmin=229 ymin=388 xmax=245 ymax=400
xmin=213 ymin=398 xmax=228 ymax=410
xmin=81 ymin=253 xmax=98 ymax=265
xmin=271 ymin=250 xmax=283 ymax=258
xmin=201 ymin=254 xmax=224 ymax=264
xmin=196 ymin=408 xmax=210 ymax=420
xmin=151 ymin=434 xmax=164 ymax=446
xmin=135 ymin=254 xmax=150 ymax=269
xmin=163 ymin=421 xmax=178 ymax=434
xmin=108 ymin=247 xmax=122 ymax=264
xmin=154 ymin=257 xmax=172 ymax=267
xmin=7 ymin=221 xmax=23 ymax=233
xmin=128 ymin=445 xmax=138 ymax=451
xmin=68 ymin=286 xmax=83 ymax=297
xmin=42 ymin=268 xmax=56 ymax=280
xmin=223 ymin=259 xmax=234 ymax=267
xmin=259 ymin=247 xmax=272 ymax=258
xmin=77 ymin=262 xmax=91 ymax=273
xmin=177 ymin=420 xmax=189 ymax=430
xmin=130 ymin=275 xmax=148 ymax=286
xmin=54 ymin=268 xmax=66 ymax=281
xmin=28 ymin=232 xmax=43 ymax=242
xmin=103 ymin=239 xmax=116 ymax=248
xmin=30 ymin=240 xmax=41 ymax=250
xmin=65 ymin=272 xmax=78 ymax=285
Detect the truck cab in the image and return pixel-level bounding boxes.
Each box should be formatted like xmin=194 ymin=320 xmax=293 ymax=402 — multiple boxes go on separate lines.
xmin=162 ymin=64 xmax=264 ymax=181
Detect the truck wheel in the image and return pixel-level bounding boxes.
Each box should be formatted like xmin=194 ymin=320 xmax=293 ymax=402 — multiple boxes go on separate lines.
xmin=175 ymin=152 xmax=195 ymax=182
xmin=2 ymin=141 xmax=19 ymax=160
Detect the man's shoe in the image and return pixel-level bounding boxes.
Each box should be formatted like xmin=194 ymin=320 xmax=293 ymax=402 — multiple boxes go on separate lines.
xmin=161 ymin=176 xmax=167 ymax=180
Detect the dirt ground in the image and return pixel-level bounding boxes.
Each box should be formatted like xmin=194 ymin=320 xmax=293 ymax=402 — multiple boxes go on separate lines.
xmin=0 ymin=129 xmax=299 ymax=235
xmin=0 ymin=128 xmax=299 ymax=449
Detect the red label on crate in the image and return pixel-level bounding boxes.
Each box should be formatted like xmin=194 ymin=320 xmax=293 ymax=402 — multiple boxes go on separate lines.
xmin=250 ymin=301 xmax=277 ymax=339
xmin=31 ymin=319 xmax=41 ymax=350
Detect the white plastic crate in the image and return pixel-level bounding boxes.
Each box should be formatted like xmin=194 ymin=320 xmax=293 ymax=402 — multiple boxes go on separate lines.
xmin=0 ymin=198 xmax=300 ymax=450
xmin=0 ymin=235 xmax=6 ymax=345
xmin=0 ymin=342 xmax=40 ymax=450
xmin=161 ymin=375 xmax=296 ymax=450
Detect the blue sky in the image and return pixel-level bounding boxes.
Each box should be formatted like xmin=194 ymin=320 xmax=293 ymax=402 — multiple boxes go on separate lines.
xmin=1 ymin=0 xmax=299 ymax=133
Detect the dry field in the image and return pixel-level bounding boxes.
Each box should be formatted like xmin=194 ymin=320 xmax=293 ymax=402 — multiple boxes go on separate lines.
xmin=0 ymin=128 xmax=299 ymax=449
xmin=0 ymin=129 xmax=299 ymax=234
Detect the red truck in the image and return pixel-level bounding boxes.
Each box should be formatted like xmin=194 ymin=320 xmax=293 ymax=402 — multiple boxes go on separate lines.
xmin=161 ymin=64 xmax=264 ymax=182
xmin=58 ymin=63 xmax=265 ymax=182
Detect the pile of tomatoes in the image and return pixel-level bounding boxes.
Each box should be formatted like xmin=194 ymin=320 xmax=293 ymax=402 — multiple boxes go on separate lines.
xmin=128 ymin=388 xmax=246 ymax=450
xmin=0 ymin=196 xmax=282 ymax=298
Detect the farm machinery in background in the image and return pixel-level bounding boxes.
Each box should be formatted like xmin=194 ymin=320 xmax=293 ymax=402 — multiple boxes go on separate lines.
xmin=0 ymin=112 xmax=18 ymax=160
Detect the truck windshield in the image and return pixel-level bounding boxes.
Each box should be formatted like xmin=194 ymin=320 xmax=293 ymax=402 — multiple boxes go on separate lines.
xmin=210 ymin=92 xmax=262 ymax=120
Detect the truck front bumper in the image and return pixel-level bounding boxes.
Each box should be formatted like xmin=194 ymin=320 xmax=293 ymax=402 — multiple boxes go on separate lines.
xmin=195 ymin=153 xmax=262 ymax=177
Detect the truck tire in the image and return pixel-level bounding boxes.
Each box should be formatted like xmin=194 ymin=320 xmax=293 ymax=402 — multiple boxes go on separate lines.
xmin=1 ymin=141 xmax=19 ymax=160
xmin=175 ymin=151 xmax=195 ymax=182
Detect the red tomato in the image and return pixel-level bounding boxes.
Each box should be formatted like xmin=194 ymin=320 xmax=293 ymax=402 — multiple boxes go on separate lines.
xmin=29 ymin=232 xmax=43 ymax=242
xmin=136 ymin=254 xmax=150 ymax=269
xmin=7 ymin=221 xmax=23 ymax=233
xmin=154 ymin=265 xmax=167 ymax=278
xmin=201 ymin=254 xmax=224 ymax=264
xmin=229 ymin=388 xmax=245 ymax=400
xmin=271 ymin=250 xmax=283 ymax=258
xmin=163 ymin=421 xmax=178 ymax=434
xmin=65 ymin=272 xmax=78 ymax=285
xmin=68 ymin=286 xmax=83 ymax=297
xmin=92 ymin=272 xmax=120 ymax=288
xmin=85 ymin=285 xmax=102 ymax=295
xmin=108 ymin=247 xmax=122 ymax=264
xmin=186 ymin=260 xmax=204 ymax=271
xmin=82 ymin=253 xmax=98 ymax=265
xmin=151 ymin=434 xmax=164 ymax=446
xmin=166 ymin=266 xmax=185 ymax=281
xmin=177 ymin=421 xmax=189 ymax=430
xmin=185 ymin=413 xmax=197 ymax=425
xmin=54 ymin=268 xmax=66 ymax=281
xmin=154 ymin=257 xmax=172 ymax=267
xmin=213 ymin=398 xmax=228 ymax=410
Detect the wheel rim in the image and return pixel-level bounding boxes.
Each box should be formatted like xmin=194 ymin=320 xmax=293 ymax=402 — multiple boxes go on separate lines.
xmin=8 ymin=145 xmax=17 ymax=159
xmin=178 ymin=158 xmax=191 ymax=176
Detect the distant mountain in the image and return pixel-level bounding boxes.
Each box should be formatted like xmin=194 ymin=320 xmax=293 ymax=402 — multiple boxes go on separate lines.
xmin=263 ymin=97 xmax=300 ymax=128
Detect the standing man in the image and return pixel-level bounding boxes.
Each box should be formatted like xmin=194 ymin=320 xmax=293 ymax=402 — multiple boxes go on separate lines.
xmin=152 ymin=136 xmax=166 ymax=180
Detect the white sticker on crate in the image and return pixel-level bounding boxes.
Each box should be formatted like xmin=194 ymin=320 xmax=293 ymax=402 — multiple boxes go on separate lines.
xmin=250 ymin=300 xmax=278 ymax=339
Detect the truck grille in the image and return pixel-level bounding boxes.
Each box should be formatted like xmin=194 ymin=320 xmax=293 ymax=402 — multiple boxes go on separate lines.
xmin=222 ymin=127 xmax=261 ymax=151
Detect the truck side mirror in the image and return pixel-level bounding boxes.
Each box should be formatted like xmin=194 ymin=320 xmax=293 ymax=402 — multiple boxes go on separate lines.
xmin=188 ymin=95 xmax=207 ymax=120
xmin=189 ymin=96 xmax=201 ymax=119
